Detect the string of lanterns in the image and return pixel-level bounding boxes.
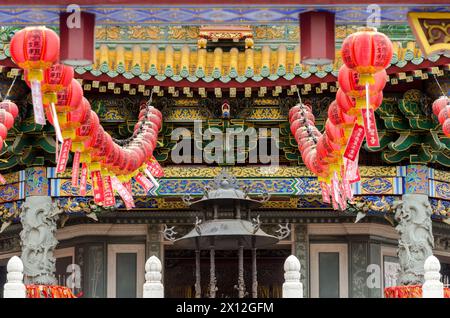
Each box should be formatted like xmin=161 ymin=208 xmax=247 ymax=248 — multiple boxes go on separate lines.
xmin=9 ymin=26 xmax=164 ymax=209
xmin=289 ymin=27 xmax=393 ymax=210
xmin=432 ymin=96 xmax=450 ymax=137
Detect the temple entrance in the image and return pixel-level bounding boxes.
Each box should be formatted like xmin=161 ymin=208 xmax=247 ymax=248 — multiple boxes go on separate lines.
xmin=164 ymin=248 xmax=290 ymax=298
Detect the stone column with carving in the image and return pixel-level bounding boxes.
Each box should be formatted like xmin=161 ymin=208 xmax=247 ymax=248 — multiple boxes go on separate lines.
xmin=293 ymin=224 xmax=309 ymax=297
xmin=393 ymin=165 xmax=434 ymax=285
xmin=20 ymin=196 xmax=60 ymax=285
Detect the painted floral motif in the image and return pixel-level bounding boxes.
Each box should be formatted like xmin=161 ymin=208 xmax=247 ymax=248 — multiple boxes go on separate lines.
xmin=361 ymin=177 xmax=393 ymax=194
xmin=435 ymin=182 xmax=450 ymax=200
xmin=25 ymin=168 xmax=47 ymax=197
xmin=0 ymin=184 xmax=19 ymax=202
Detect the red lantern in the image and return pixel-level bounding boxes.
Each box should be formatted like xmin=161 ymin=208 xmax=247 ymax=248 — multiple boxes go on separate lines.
xmin=53 ymin=79 xmax=83 ymax=113
xmin=325 ymin=119 xmax=346 ymax=145
xmin=0 ymin=110 xmax=15 ymax=129
xmin=9 ymin=26 xmax=60 ymax=82
xmin=41 ymin=64 xmax=74 ymax=104
xmin=338 ymin=65 xmax=387 ymax=99
xmin=438 ymin=106 xmax=450 ymax=125
xmin=0 ymin=123 xmax=7 ymax=139
xmin=59 ymin=97 xmax=90 ymax=140
xmin=91 ymin=132 xmax=113 ymax=163
xmin=0 ymin=100 xmax=19 ymax=119
xmin=341 ymin=27 xmax=393 ymax=85
xmin=74 ymin=110 xmax=99 ymax=141
xmin=290 ymin=109 xmax=315 ymax=124
xmin=443 ymin=118 xmax=450 ymax=136
xmin=328 ymin=100 xmax=355 ymax=126
xmin=432 ymin=96 xmax=449 ymax=117
xmin=289 ymin=103 xmax=312 ymax=120
xmin=0 ymin=137 xmax=3 ymax=152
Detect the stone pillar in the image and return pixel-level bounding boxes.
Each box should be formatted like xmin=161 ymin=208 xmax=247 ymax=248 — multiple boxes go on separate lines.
xmin=394 ymin=165 xmax=433 ymax=285
xmin=20 ymin=196 xmax=60 ymax=285
xmin=146 ymin=225 xmax=164 ymax=278
xmin=293 ymin=224 xmax=309 ymax=297
xmin=422 ymin=255 xmax=444 ymax=298
xmin=282 ymin=255 xmax=303 ymax=298
xmin=3 ymin=256 xmax=26 ymax=298
xmin=143 ymin=256 xmax=164 ymax=298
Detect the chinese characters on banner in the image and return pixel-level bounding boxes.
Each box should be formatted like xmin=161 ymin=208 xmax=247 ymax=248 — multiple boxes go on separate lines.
xmin=79 ymin=163 xmax=88 ymax=196
xmin=361 ymin=108 xmax=380 ymax=148
xmin=91 ymin=170 xmax=105 ymax=204
xmin=135 ymin=172 xmax=154 ymax=192
xmin=111 ymin=176 xmax=135 ymax=210
xmin=56 ymin=139 xmax=72 ymax=173
xmin=344 ymin=123 xmax=365 ymax=161
xmin=71 ymin=151 xmax=80 ymax=187
xmin=102 ymin=176 xmax=116 ymax=207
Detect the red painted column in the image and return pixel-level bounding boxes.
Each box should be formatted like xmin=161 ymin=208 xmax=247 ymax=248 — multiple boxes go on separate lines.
xmin=59 ymin=11 xmax=96 ymax=66
xmin=300 ymin=11 xmax=335 ymax=65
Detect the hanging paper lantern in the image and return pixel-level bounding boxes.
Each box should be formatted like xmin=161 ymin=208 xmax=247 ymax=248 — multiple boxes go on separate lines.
xmin=338 ymin=65 xmax=387 ymax=99
xmin=41 ymin=64 xmax=74 ymax=104
xmin=0 ymin=123 xmax=7 ymax=140
xmin=0 ymin=100 xmax=19 ymax=119
xmin=432 ymin=96 xmax=449 ymax=117
xmin=91 ymin=132 xmax=113 ymax=163
xmin=9 ymin=26 xmax=60 ymax=82
xmin=328 ymin=100 xmax=355 ymax=126
xmin=0 ymin=110 xmax=15 ymax=129
xmin=53 ymin=79 xmax=83 ymax=113
xmin=74 ymin=110 xmax=99 ymax=142
xmin=438 ymin=106 xmax=450 ymax=125
xmin=443 ymin=118 xmax=450 ymax=136
xmin=341 ymin=27 xmax=393 ymax=85
xmin=59 ymin=97 xmax=90 ymax=139
xmin=290 ymin=109 xmax=316 ymax=123
xmin=325 ymin=120 xmax=346 ymax=145
xmin=289 ymin=103 xmax=312 ymax=119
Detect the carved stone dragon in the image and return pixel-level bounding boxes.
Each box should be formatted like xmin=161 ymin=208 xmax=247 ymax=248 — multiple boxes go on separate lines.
xmin=20 ymin=196 xmax=61 ymax=285
xmin=393 ymin=194 xmax=434 ymax=285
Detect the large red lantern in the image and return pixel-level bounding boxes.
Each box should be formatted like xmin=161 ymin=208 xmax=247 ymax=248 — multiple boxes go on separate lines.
xmin=341 ymin=27 xmax=393 ymax=85
xmin=9 ymin=26 xmax=60 ymax=82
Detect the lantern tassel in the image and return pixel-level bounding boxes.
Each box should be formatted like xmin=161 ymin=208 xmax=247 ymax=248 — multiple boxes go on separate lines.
xmin=50 ymin=102 xmax=64 ymax=143
xmin=30 ymin=80 xmax=46 ymax=125
xmin=365 ymin=82 xmax=370 ymax=117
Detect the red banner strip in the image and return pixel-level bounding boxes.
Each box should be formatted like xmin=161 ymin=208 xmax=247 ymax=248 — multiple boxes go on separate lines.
xmin=79 ymin=163 xmax=88 ymax=196
xmin=71 ymin=151 xmax=80 ymax=187
xmin=344 ymin=123 xmax=365 ymax=161
xmin=56 ymin=139 xmax=72 ymax=173
xmin=361 ymin=108 xmax=380 ymax=148
xmin=135 ymin=172 xmax=153 ymax=192
xmin=111 ymin=176 xmax=135 ymax=210
xmin=102 ymin=176 xmax=116 ymax=207
xmin=91 ymin=170 xmax=105 ymax=204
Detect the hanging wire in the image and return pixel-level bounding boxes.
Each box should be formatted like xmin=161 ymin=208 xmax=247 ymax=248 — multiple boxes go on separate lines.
xmin=433 ymin=74 xmax=447 ymax=97
xmin=112 ymin=87 xmax=156 ymax=147
xmin=0 ymin=75 xmax=18 ymax=101
xmin=296 ymin=85 xmax=302 ymax=104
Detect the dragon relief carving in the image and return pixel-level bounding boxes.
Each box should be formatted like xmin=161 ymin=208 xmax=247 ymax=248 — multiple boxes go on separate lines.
xmin=393 ymin=194 xmax=434 ymax=285
xmin=20 ymin=197 xmax=61 ymax=285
